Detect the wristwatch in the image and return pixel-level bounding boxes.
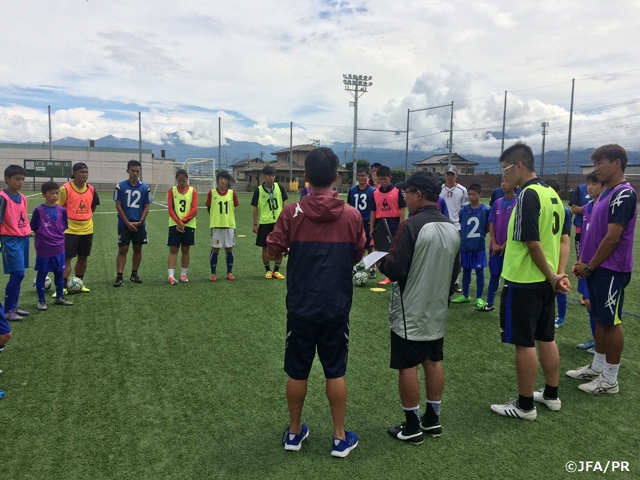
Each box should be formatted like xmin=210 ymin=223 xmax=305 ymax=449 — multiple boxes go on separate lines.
xmin=584 ymin=264 xmax=591 ymax=273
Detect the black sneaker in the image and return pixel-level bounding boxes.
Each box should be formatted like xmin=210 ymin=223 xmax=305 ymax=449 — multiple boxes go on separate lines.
xmin=388 ymin=423 xmax=424 ymax=445
xmin=129 ymin=274 xmax=142 ymax=284
xmin=113 ymin=277 xmax=124 ymax=287
xmin=420 ymin=419 xmax=442 ymax=437
xmin=454 ymin=282 xmax=462 ymax=293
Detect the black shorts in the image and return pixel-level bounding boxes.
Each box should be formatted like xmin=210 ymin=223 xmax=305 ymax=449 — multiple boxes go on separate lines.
xmin=256 ymin=223 xmax=275 ymax=247
xmin=167 ymin=226 xmax=195 ymax=247
xmin=500 ymin=285 xmax=555 ymax=347
xmin=587 ymin=267 xmax=631 ymax=327
xmin=363 ymin=221 xmax=373 ymax=250
xmin=390 ymin=331 xmax=443 ymax=369
xmin=118 ymin=225 xmax=148 ymax=247
xmin=284 ymin=315 xmax=350 ymax=380
xmin=65 ymin=234 xmax=93 ymax=258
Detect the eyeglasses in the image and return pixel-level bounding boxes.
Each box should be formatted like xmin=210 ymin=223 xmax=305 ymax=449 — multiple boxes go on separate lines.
xmin=502 ymin=163 xmax=517 ymax=173
xmin=402 ymin=188 xmax=420 ymax=198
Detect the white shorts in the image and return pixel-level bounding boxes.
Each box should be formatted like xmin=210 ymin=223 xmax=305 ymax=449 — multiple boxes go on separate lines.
xmin=210 ymin=228 xmax=236 ymax=249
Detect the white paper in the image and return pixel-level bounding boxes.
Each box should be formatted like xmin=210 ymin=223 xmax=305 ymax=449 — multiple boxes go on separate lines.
xmin=362 ymin=251 xmax=388 ymax=269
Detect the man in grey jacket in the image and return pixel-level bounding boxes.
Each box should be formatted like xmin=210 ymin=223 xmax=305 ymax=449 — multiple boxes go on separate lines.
xmin=379 ymin=170 xmax=460 ymax=445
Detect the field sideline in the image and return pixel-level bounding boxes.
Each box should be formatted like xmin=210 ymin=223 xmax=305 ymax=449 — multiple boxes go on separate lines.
xmin=1 ymin=191 xmax=638 ymax=479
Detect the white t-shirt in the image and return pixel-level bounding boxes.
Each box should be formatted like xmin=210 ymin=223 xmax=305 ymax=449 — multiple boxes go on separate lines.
xmin=440 ymin=183 xmax=469 ymax=230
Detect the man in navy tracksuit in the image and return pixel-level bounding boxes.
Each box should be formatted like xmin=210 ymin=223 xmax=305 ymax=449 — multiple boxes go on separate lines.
xmin=267 ymin=147 xmax=365 ymax=458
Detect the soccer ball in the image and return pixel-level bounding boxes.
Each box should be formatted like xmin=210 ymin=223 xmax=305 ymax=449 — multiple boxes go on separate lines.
xmin=33 ymin=276 xmax=52 ymax=291
xmin=67 ymin=277 xmax=84 ymax=294
xmin=354 ymin=271 xmax=369 ymax=287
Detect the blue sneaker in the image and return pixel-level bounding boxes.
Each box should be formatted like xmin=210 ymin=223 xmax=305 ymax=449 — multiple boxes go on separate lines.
xmin=554 ymin=317 xmax=564 ymax=329
xmin=576 ymin=339 xmax=595 ymax=350
xmin=282 ymin=424 xmax=309 ymax=451
xmin=331 ymin=431 xmax=358 ymax=458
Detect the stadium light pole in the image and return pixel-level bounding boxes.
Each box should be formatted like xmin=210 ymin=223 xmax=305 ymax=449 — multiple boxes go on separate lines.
xmin=540 ymin=122 xmax=549 ymax=175
xmin=343 ymin=74 xmax=373 ymax=186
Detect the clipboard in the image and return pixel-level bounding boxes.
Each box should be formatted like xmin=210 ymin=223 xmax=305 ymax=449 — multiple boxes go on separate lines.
xmin=372 ymin=218 xmax=393 ymax=252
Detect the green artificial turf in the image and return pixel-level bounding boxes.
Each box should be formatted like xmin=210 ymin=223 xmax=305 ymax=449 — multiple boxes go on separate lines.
xmin=0 ymin=192 xmax=638 ymax=479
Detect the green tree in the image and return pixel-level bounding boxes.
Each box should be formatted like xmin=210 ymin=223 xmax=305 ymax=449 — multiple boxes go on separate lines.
xmin=344 ymin=159 xmax=371 ymax=185
xmin=390 ymin=169 xmax=407 ymax=183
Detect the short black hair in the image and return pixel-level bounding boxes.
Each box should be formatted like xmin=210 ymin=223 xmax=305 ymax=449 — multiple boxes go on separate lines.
xmin=376 ymin=166 xmax=391 ymax=178
xmin=500 ymin=142 xmax=535 ymax=172
xmin=591 ymin=144 xmax=628 ymax=171
xmin=216 ymin=170 xmax=231 ymax=181
xmin=468 ymin=183 xmax=482 ymax=194
xmin=586 ymin=172 xmax=600 ymax=184
xmin=370 ymin=163 xmax=381 ymax=170
xmin=305 ymin=147 xmax=339 ymax=188
xmin=357 ymin=167 xmax=369 ymax=175
xmin=41 ymin=181 xmax=59 ymax=194
xmin=4 ymin=165 xmax=26 ymax=179
xmin=545 ymin=178 xmax=561 ymax=193
xmin=263 ymin=165 xmax=276 ymax=176
xmin=175 ymin=168 xmax=188 ymax=179
xmin=127 ymin=160 xmax=142 ymax=169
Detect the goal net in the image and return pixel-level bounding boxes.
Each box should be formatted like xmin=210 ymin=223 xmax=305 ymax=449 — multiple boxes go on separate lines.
xmin=152 ymin=158 xmax=216 ymax=207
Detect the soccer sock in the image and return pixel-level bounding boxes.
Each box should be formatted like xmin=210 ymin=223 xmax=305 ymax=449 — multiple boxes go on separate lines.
xmin=556 ymin=292 xmax=567 ymax=319
xmin=424 ymin=401 xmax=441 ymax=424
xmin=168 ymin=269 xmax=175 ymax=278
xmin=588 ymin=309 xmax=596 ymax=339
xmin=274 ymin=263 xmax=281 ymax=272
xmin=403 ymin=405 xmax=421 ymax=432
xmin=54 ymin=271 xmax=64 ymax=298
xmin=462 ymin=268 xmax=471 ymax=297
xmin=4 ymin=270 xmax=25 ymax=312
xmin=116 ymin=273 xmax=123 ymax=278
xmin=592 ymin=353 xmax=606 ymax=373
xmin=226 ymin=251 xmax=234 ymax=274
xmin=602 ymin=362 xmax=620 ymax=384
xmin=487 ymin=274 xmax=500 ymax=306
xmin=475 ymin=268 xmax=485 ymax=299
xmin=543 ymin=384 xmax=559 ymax=399
xmin=210 ymin=252 xmax=219 ymax=274
xmin=131 ymin=270 xmax=137 ymax=277
xmin=517 ymin=395 xmax=534 ymax=411
xmin=264 ymin=262 xmax=271 ymax=272
xmin=77 ymin=275 xmax=84 ymax=281
xmin=35 ymin=271 xmax=48 ymax=302
xmin=181 ymin=268 xmax=188 ymax=277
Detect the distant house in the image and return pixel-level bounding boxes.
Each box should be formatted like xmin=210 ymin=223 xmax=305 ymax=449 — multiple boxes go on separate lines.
xmin=413 ymin=153 xmax=478 ymax=175
xmin=230 ymin=157 xmax=263 ymax=182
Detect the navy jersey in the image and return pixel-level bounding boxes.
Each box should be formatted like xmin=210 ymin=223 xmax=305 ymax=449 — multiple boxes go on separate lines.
xmin=459 ymin=203 xmax=490 ymax=252
xmin=114 ymin=180 xmax=152 ymax=226
xmin=348 ymin=184 xmax=375 ymax=222
xmin=569 ymin=183 xmax=591 ymax=226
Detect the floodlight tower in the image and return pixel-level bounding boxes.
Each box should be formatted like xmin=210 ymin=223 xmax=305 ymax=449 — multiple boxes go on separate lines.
xmin=343 ymin=74 xmax=373 ymax=186
xmin=540 ymin=122 xmax=549 ymax=175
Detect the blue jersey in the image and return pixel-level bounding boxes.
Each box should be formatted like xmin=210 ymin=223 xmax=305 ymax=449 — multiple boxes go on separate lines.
xmin=348 ymin=184 xmax=375 ymax=223
xmin=113 ymin=180 xmax=152 ymax=226
xmin=569 ymin=183 xmax=591 ymax=226
xmin=459 ymin=203 xmax=490 ymax=252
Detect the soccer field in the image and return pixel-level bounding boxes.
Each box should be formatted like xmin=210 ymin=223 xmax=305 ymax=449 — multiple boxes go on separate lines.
xmin=1 ymin=191 xmax=639 ymax=479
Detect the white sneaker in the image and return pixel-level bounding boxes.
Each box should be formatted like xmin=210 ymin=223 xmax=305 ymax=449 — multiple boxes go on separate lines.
xmin=566 ymin=364 xmax=601 ymax=380
xmin=490 ymin=399 xmax=537 ymax=420
xmin=578 ymin=375 xmax=619 ymax=394
xmin=533 ymin=389 xmax=561 ymax=411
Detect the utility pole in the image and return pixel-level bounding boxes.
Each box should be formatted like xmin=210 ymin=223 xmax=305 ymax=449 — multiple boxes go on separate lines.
xmin=540 ymin=122 xmax=549 ymax=175
xmin=501 ymin=91 xmax=507 ymax=154
xmin=343 ymin=74 xmax=373 ymax=186
xmin=565 ymin=79 xmax=575 ymax=195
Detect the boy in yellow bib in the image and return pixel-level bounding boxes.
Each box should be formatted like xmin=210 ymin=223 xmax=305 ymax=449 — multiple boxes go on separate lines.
xmin=167 ymin=169 xmax=198 ymax=284
xmin=206 ymin=171 xmax=239 ymax=281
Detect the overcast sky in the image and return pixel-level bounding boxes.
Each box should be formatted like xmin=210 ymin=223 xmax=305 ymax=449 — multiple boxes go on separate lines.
xmin=2 ymin=0 xmax=640 ymax=166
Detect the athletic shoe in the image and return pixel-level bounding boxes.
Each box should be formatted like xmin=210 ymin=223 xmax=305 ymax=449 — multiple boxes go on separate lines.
xmin=226 ymin=273 xmax=235 ymax=281
xmin=54 ymin=297 xmax=74 ymax=306
xmin=454 ymin=282 xmax=462 ymax=293
xmin=419 ymin=419 xmax=442 ymax=437
xmin=476 ymin=304 xmax=495 ymax=312
xmin=388 ymin=423 xmax=424 ymax=445
xmin=578 ymin=375 xmax=619 ymax=394
xmin=273 ymin=271 xmax=285 ymax=279
xmin=168 ymin=276 xmax=179 ymax=285
xmin=331 ymin=431 xmax=359 ymax=457
xmin=37 ymin=301 xmax=48 ymax=311
xmin=369 ymin=268 xmax=377 ymax=279
xmin=475 ymin=298 xmax=487 ymax=309
xmin=586 ymin=347 xmax=595 ymax=354
xmin=80 ymin=286 xmax=90 ymax=293
xmin=533 ymin=389 xmax=561 ymax=411
xmin=566 ymin=364 xmax=600 ymax=380
xmin=129 ymin=274 xmax=142 ymax=284
xmin=282 ymin=424 xmax=309 ymax=451
xmin=576 ymin=339 xmax=595 ymax=350
xmin=451 ymin=295 xmax=470 ymax=304
xmin=377 ymin=277 xmax=392 ymax=285
xmin=113 ymin=277 xmax=124 ymax=287
xmin=6 ymin=311 xmax=24 ymax=321
xmin=490 ymin=399 xmax=537 ymax=420
xmin=180 ymin=275 xmax=189 ymax=283
xmin=209 ymin=274 xmax=217 ymax=282
xmin=554 ymin=317 xmax=564 ymax=328
xmin=13 ymin=308 xmax=30 ymax=317
xmin=265 ymin=271 xmax=273 ymax=279
xmin=52 ymin=288 xmax=68 ymax=297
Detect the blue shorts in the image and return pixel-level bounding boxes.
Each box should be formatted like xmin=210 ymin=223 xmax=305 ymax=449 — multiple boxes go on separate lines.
xmin=500 ymin=285 xmax=555 ymax=347
xmin=461 ymin=250 xmax=487 ymax=270
xmin=284 ymin=315 xmax=350 ymax=380
xmin=0 ymin=308 xmax=10 ymax=335
xmin=587 ymin=267 xmax=631 ymax=327
xmin=35 ymin=252 xmax=66 ymax=273
xmin=488 ymin=251 xmax=504 ymax=276
xmin=2 ymin=236 xmax=29 ymax=274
